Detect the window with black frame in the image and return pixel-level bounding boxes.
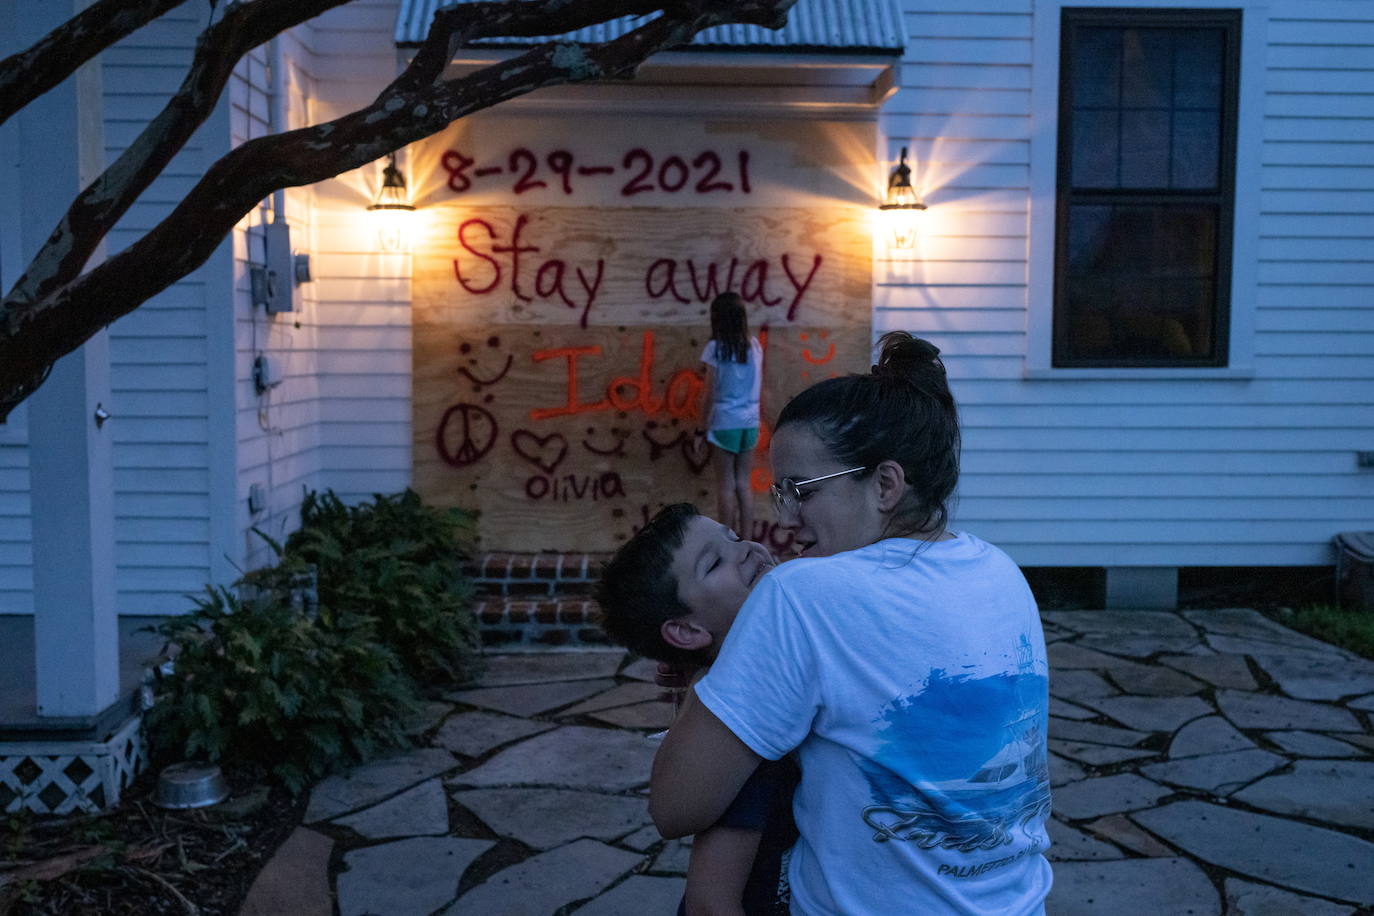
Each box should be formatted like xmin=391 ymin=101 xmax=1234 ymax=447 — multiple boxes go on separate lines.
xmin=1054 ymin=9 xmax=1240 ymax=367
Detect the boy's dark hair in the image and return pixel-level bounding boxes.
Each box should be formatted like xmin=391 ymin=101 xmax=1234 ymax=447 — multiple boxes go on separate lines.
xmin=596 ymin=503 xmax=708 ymax=665
xmin=777 ymin=331 xmax=960 ymax=537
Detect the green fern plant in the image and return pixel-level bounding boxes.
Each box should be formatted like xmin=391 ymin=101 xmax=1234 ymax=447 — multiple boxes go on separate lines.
xmin=145 ymin=578 xmax=415 ymax=795
xmin=285 ymin=490 xmax=482 ymax=685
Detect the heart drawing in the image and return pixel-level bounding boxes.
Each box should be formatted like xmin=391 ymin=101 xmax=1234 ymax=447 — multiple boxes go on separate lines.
xmin=510 ymin=430 xmax=570 ymax=474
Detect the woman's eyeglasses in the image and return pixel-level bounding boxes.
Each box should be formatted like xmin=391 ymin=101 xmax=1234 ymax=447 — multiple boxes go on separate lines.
xmin=770 ymin=466 xmax=867 ymax=515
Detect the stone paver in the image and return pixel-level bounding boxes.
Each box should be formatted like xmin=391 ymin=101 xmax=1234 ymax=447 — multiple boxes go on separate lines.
xmin=432 ymin=709 xmax=556 ymax=758
xmin=1248 ymin=652 xmax=1374 ymax=702
xmin=450 ymin=725 xmax=657 ymax=791
xmin=305 ymin=748 xmax=456 ymax=822
xmin=558 ymin=681 xmax=665 ymax=716
xmin=619 ymin=656 xmax=659 ymax=682
xmin=337 ymin=836 xmax=492 ymax=916
xmin=1103 ymin=663 xmax=1204 ymax=696
xmin=446 ymin=678 xmax=617 ymax=717
xmin=474 ymin=649 xmax=626 ymax=686
xmin=574 ymin=875 xmax=688 ymax=916
xmin=1048 ymin=740 xmax=1157 ymax=766
xmin=1337 ymin=732 xmax=1374 ymax=752
xmin=1083 ymin=814 xmax=1175 ymax=858
xmin=651 ymin=838 xmax=693 ymax=874
xmin=1052 ymin=773 xmax=1172 ymax=820
xmin=1050 ymin=697 xmax=1097 ymax=720
xmin=1078 ymin=634 xmax=1205 ymax=657
xmin=1217 ymin=690 xmax=1362 ymax=732
xmin=1232 ymin=759 xmax=1374 ymax=829
xmin=1046 ymin=818 xmax=1124 ymax=861
xmin=1046 ymin=857 xmax=1219 ymax=916
xmin=1133 ymin=801 xmax=1374 ymax=905
xmin=1045 ymin=610 xmax=1197 ymax=638
xmin=450 ymin=787 xmax=650 ymax=849
xmin=404 ymin=700 xmax=453 ymax=736
xmin=619 ymin=824 xmax=663 ymax=852
xmin=1169 ymin=715 xmax=1255 ymax=758
xmin=1265 ymin=730 xmax=1367 ymax=758
xmin=1049 ymin=718 xmax=1151 ymax=747
xmin=1140 ymin=748 xmax=1285 ymax=796
xmin=1159 ymin=653 xmax=1258 ymax=690
xmin=1049 ymin=752 xmax=1087 ymax=786
xmin=1080 ymin=695 xmax=1212 ymax=732
xmin=333 ymin=779 xmax=449 ymax=839
xmin=447 ymin=839 xmax=640 ymax=915
xmin=1049 ymin=668 xmax=1119 ymax=700
xmin=1049 ymin=642 xmax=1131 ymax=669
xmin=589 ymin=700 xmax=674 ymax=730
xmin=1224 ymin=878 xmax=1356 ymax=916
xmin=239 ymin=827 xmax=334 ymax=916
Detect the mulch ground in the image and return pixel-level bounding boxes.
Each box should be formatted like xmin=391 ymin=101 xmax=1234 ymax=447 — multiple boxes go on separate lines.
xmin=0 ymin=767 xmax=303 ymax=916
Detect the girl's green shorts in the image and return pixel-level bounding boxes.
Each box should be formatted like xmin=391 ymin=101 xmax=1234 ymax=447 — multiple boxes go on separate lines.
xmin=706 ymin=427 xmax=760 ymax=454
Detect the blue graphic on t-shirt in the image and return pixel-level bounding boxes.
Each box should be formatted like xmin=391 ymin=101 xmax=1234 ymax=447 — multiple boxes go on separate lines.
xmin=859 ymin=668 xmax=1051 ymax=852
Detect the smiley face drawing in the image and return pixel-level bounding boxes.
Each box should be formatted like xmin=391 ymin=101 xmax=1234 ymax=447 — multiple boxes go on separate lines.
xmin=457 ymin=335 xmax=513 ymax=391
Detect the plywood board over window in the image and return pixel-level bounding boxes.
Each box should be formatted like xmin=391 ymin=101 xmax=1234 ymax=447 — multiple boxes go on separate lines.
xmin=410 ymin=115 xmax=874 ymax=552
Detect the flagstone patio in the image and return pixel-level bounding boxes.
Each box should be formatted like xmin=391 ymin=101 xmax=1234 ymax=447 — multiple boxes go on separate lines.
xmin=239 ymin=609 xmax=1374 ymax=915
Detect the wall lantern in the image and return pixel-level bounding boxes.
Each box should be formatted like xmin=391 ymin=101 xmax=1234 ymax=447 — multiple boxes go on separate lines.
xmin=367 ymin=152 xmax=415 ymax=251
xmin=878 ymin=146 xmax=927 ymax=249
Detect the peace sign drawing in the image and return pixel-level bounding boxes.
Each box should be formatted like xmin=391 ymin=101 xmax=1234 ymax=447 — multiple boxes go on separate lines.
xmin=436 ymin=402 xmax=498 ymax=467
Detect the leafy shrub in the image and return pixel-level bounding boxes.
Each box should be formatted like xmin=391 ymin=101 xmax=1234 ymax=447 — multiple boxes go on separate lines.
xmin=147 ymin=489 xmax=481 ymax=793
xmin=145 ymin=576 xmax=415 ymax=795
xmin=284 ymin=489 xmax=482 ymax=684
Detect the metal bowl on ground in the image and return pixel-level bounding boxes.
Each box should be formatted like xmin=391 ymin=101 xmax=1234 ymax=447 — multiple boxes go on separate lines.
xmin=152 ymin=762 xmax=229 ymax=809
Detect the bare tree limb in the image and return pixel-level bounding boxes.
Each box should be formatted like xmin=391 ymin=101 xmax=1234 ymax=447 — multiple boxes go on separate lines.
xmin=4 ymin=0 xmax=360 ymax=310
xmin=0 ymin=0 xmax=192 ymax=126
xmin=0 ymin=0 xmax=795 ymax=418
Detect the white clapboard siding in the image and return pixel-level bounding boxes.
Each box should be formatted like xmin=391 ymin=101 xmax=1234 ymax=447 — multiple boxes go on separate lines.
xmin=307 ymin=0 xmax=416 ymax=507
xmin=228 ymin=28 xmax=329 ymax=573
xmin=95 ymin=6 xmax=220 ymax=617
xmin=879 ymin=0 xmax=1374 ymax=567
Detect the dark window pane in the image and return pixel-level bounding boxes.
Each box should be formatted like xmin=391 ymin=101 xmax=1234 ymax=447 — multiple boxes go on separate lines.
xmin=1067 ymin=205 xmax=1113 ymax=272
xmin=1072 ymin=28 xmax=1121 ymax=109
xmin=1061 ymin=204 xmax=1218 ymax=362
xmin=1173 ymin=30 xmax=1223 ymax=109
xmin=1120 ymin=109 xmax=1171 ymax=188
xmin=1171 ymin=109 xmax=1220 ymax=189
xmin=1073 ymin=110 xmax=1119 ymax=188
xmin=1120 ymin=29 xmax=1172 ymax=109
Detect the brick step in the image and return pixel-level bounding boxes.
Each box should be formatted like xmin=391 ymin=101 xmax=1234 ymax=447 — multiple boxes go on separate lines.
xmin=465 ymin=552 xmax=612 ymax=599
xmin=474 ymin=594 xmax=607 ymax=649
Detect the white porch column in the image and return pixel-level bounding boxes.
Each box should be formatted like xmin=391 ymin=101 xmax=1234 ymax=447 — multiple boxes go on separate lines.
xmin=10 ymin=0 xmax=120 ymax=718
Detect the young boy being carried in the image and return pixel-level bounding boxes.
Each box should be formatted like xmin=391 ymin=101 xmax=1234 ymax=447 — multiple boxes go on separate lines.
xmin=596 ymin=503 xmax=797 ymax=916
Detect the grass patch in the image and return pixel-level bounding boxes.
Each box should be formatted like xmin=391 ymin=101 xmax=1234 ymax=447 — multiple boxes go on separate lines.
xmin=1270 ymin=604 xmax=1374 ymax=660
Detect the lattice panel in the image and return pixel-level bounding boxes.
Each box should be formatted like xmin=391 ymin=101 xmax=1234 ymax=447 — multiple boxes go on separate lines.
xmin=0 ymin=716 xmax=146 ymax=814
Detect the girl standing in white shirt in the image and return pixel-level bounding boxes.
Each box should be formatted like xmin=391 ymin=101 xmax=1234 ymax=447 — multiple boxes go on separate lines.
xmin=701 ymin=292 xmax=764 ymax=539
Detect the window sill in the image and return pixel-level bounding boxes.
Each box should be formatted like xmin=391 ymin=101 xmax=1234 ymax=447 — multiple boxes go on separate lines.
xmin=1022 ymin=365 xmax=1255 ymax=381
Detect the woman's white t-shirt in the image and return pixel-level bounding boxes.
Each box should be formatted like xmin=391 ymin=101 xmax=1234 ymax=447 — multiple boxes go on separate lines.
xmin=700 ymin=337 xmax=762 ymax=431
xmin=695 ymin=534 xmax=1053 ymax=916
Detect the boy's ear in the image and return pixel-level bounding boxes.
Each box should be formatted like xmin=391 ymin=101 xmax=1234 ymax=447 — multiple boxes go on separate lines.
xmin=874 ymin=459 xmax=909 ymax=512
xmin=661 ymin=616 xmax=712 ymax=653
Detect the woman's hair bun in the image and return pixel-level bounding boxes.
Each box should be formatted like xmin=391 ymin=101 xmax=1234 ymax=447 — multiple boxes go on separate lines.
xmin=872 ymin=330 xmax=948 ymax=386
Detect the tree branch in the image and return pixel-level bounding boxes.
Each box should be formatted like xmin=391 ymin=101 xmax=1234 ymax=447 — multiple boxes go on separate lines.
xmin=3 ymin=0 xmax=359 ymax=311
xmin=0 ymin=0 xmax=794 ymax=417
xmin=0 ymin=0 xmax=191 ymax=126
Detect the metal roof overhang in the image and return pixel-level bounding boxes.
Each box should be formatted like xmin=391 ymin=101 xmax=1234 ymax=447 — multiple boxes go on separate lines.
xmin=393 ymin=0 xmax=906 ymax=116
